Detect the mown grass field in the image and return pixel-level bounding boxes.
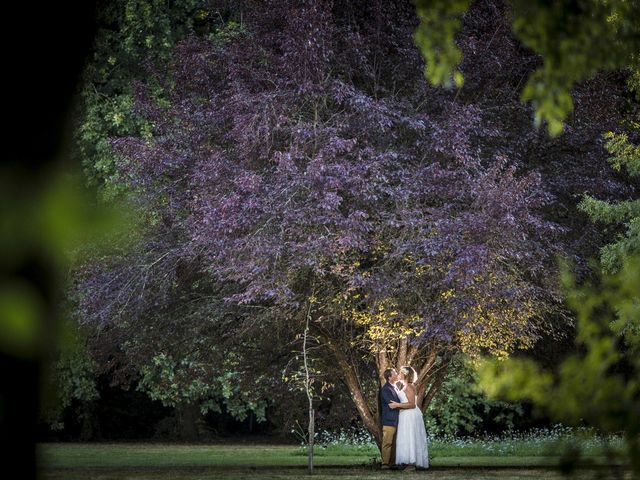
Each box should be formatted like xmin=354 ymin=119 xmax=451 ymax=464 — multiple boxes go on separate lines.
xmin=38 ymin=439 xmax=630 ymax=479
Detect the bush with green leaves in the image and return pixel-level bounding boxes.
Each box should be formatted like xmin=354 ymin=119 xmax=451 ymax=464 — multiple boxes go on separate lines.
xmin=76 ymin=0 xmax=209 ymax=200
xmin=41 ymin=320 xmax=99 ymax=430
xmin=137 ymin=351 xmax=267 ymax=423
xmin=477 ymin=254 xmax=640 ymax=474
xmin=425 ymin=358 xmax=524 ymax=437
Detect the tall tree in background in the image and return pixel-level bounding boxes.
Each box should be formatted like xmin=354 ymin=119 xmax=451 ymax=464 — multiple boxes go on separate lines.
xmin=99 ymin=0 xmax=564 ymax=445
xmin=75 ymin=0 xmax=207 ymax=200
xmin=53 ymin=1 xmax=276 ymax=439
xmin=74 ymin=0 xmax=636 ymax=445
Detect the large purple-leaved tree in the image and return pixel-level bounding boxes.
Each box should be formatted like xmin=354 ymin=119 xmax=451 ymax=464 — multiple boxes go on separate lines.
xmin=101 ymin=0 xmax=569 ymax=444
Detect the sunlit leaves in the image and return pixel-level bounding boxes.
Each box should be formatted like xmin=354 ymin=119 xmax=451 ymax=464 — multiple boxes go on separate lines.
xmin=457 ymin=300 xmax=537 ymax=359
xmin=603 ymin=131 xmax=640 ymax=177
xmin=345 ymin=297 xmax=423 ymax=351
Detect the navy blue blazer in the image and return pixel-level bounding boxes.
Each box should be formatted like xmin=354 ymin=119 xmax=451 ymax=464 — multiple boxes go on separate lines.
xmin=379 ymin=382 xmax=400 ymax=427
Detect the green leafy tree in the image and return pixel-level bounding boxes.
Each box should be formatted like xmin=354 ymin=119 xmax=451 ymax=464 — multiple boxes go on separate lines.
xmin=137 ymin=351 xmax=266 ymax=422
xmin=413 ymin=0 xmax=640 ymax=136
xmin=578 ymin=71 xmax=640 ymax=273
xmin=41 ymin=319 xmax=99 ymax=436
xmin=95 ymin=290 xmax=271 ymax=440
xmin=425 ymin=357 xmax=524 ymax=437
xmin=136 ymin=351 xmax=267 ymax=440
xmin=75 ymin=0 xmax=208 ymax=200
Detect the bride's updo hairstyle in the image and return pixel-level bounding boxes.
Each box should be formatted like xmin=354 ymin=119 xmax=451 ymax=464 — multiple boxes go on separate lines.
xmin=400 ymin=366 xmax=416 ymax=383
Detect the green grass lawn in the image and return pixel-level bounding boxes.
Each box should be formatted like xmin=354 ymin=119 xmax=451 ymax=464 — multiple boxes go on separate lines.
xmin=38 ymin=441 xmax=630 ymax=479
xmin=306 ymin=434 xmax=625 ymax=458
xmin=39 ymin=466 xmax=628 ymax=480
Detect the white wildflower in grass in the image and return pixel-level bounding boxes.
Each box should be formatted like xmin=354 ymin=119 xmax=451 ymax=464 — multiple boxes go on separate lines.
xmin=294 ymin=423 xmax=624 ymax=459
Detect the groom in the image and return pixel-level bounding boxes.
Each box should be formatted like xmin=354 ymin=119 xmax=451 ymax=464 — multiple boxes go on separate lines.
xmin=379 ymin=367 xmax=400 ymax=470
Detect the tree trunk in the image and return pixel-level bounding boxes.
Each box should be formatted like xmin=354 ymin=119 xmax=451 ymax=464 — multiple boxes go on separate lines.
xmin=376 ymin=350 xmax=388 ymax=386
xmin=175 ymin=403 xmax=200 ymax=441
xmin=417 ymin=353 xmax=451 ymax=411
xmin=303 ymin=292 xmax=315 ymax=474
xmin=420 ymin=369 xmax=449 ymax=411
xmin=398 ymin=338 xmax=408 ymax=368
xmin=79 ymin=401 xmax=101 ymax=441
xmin=314 ymin=325 xmax=453 ymax=451
xmin=322 ymin=335 xmax=381 ymax=446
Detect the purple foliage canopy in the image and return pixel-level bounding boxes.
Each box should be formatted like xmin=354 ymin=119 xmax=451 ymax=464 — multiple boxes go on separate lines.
xmin=74 ymin=0 xmax=636 ymax=440
xmin=106 ymin=0 xmax=565 ymax=350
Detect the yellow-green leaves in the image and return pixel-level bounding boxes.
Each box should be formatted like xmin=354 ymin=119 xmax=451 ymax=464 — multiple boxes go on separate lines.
xmin=578 ymin=114 xmax=640 ymax=274
xmin=414 ymin=0 xmax=640 ymax=137
xmin=345 ymin=297 xmax=424 ymax=351
xmin=5 ymin=169 xmax=133 ymax=268
xmin=476 ymin=357 xmax=552 ymax=405
xmin=603 ymin=131 xmax=640 ymax=177
xmin=413 ymin=0 xmax=470 ymax=90
xmin=521 ymin=69 xmax=574 ymax=138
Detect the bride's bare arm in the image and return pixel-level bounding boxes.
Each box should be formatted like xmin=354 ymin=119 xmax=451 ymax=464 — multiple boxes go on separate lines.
xmin=389 ymin=384 xmax=416 ymax=409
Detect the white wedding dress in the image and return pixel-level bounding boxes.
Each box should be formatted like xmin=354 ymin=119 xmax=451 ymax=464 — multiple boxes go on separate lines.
xmin=395 ymin=388 xmax=429 ymax=468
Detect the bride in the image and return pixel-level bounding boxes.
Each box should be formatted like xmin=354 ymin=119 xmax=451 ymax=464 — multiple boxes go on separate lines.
xmin=389 ymin=366 xmax=429 ymax=470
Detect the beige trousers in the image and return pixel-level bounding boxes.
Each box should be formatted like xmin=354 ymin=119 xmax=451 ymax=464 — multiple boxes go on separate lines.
xmin=381 ymin=425 xmax=397 ymax=466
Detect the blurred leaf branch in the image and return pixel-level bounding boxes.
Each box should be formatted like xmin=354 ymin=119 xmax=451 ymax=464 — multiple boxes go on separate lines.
xmin=0 ymin=167 xmax=133 ymax=357
xmin=476 ymin=254 xmax=640 ymax=474
xmin=414 ymin=0 xmax=640 ymax=136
